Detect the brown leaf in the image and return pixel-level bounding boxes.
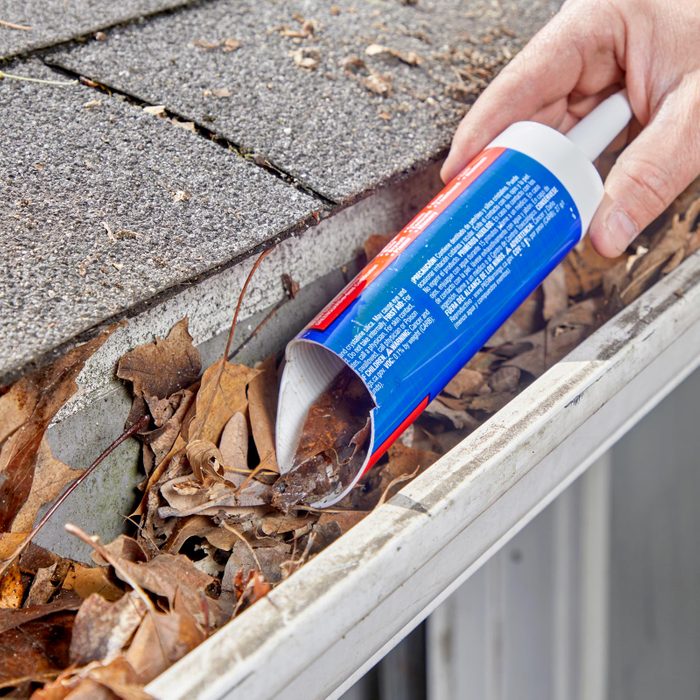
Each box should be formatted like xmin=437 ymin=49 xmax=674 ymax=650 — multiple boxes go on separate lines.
xmin=11 ymin=438 xmax=80 ymax=533
xmin=443 ymin=367 xmax=484 ymax=398
xmin=562 ymin=237 xmax=620 ymax=296
xmin=361 ymin=71 xmax=392 ymax=96
xmin=316 ymin=510 xmax=365 ymax=536
xmin=0 ymin=332 xmax=110 ymax=532
xmin=69 ymin=592 xmax=146 ymax=665
xmin=617 ymin=215 xmax=692 ymax=305
xmin=24 ymin=560 xmax=71 ymax=607
xmin=125 ymin=606 xmax=205 ymax=684
xmin=186 ymin=438 xmax=226 ymax=482
xmin=117 ymin=318 xmax=201 ymax=401
xmin=424 ymin=398 xmax=478 ymax=430
xmin=165 ymin=515 xmax=238 ymax=554
xmin=159 ymin=475 xmax=270 ymax=516
xmin=62 ymin=563 xmax=124 ymax=602
xmin=542 ymin=265 xmax=568 ymax=321
xmin=61 ymin=657 xmax=151 ymax=700
xmin=486 ymin=289 xmax=542 ymax=345
xmin=0 ymin=611 xmax=74 ymax=688
xmin=91 ymin=535 xmax=147 ymax=566
xmin=503 ymin=331 xmax=546 ymax=378
xmin=219 ymin=412 xmax=249 ymax=472
xmin=247 ymin=357 xmax=279 ymax=472
xmin=113 ymin=553 xmax=213 ymax=604
xmin=468 ymin=391 xmax=517 ymax=414
xmin=0 ymin=592 xmax=80 ymax=634
xmin=365 ymin=43 xmax=421 ymax=65
xmin=488 ymin=366 xmax=521 ymax=393
xmin=291 ymin=47 xmax=320 ymax=70
xmin=0 ymin=561 xmax=23 ymax=609
xmin=544 ymin=298 xmax=602 ymax=366
xmin=187 ymin=359 xmax=258 ymax=445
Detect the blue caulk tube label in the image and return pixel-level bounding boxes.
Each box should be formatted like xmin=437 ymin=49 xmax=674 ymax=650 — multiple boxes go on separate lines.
xmin=295 ymin=146 xmax=582 ymax=477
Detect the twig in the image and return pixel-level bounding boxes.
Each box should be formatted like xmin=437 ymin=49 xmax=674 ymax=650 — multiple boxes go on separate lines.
xmin=228 ymin=297 xmax=285 ymax=361
xmin=194 ymin=247 xmax=273 ymax=439
xmin=0 ymin=415 xmax=149 ymax=581
xmin=0 ymin=70 xmax=77 ymax=86
xmin=234 ymin=452 xmax=278 ymax=493
xmin=63 ymin=523 xmax=156 ymax=615
xmin=0 ymin=19 xmax=32 ymax=31
xmin=64 ymin=524 xmax=173 ymax=663
xmin=220 ymin=522 xmax=262 ymax=572
xmin=376 ymin=464 xmax=421 ymax=507
xmin=294 ymin=504 xmax=367 ymax=515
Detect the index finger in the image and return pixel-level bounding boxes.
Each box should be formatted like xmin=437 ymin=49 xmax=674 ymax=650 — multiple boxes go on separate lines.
xmin=440 ymin=1 xmax=619 ymax=182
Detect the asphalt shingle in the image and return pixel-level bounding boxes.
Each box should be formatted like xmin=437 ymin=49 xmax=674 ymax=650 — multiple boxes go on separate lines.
xmin=0 ymin=60 xmax=320 ymax=384
xmin=48 ymin=0 xmax=560 ymax=203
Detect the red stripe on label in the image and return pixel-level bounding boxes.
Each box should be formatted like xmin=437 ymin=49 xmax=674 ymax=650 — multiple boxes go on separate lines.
xmin=362 ymin=394 xmax=431 ymax=475
xmin=309 ymin=147 xmax=505 ymax=332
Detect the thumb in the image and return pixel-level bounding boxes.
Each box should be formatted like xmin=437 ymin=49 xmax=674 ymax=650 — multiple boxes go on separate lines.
xmin=589 ymin=82 xmax=700 ymax=257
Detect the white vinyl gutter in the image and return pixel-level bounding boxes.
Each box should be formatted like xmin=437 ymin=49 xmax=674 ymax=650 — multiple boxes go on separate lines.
xmin=147 ymin=249 xmax=700 ymax=700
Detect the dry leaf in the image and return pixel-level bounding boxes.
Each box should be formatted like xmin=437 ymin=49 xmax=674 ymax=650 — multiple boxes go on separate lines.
xmin=187 ymin=359 xmax=258 ymax=444
xmin=143 ymin=105 xmax=166 ymax=116
xmin=125 ymin=604 xmax=205 ymax=684
xmin=365 ymin=43 xmax=421 ymax=65
xmin=488 ymin=366 xmax=521 ymax=393
xmin=62 ymin=563 xmax=124 ymax=602
xmin=25 ymin=560 xmax=71 ymax=607
xmin=186 ymin=438 xmax=226 ymax=482
xmin=0 ymin=593 xmax=80 ymax=634
xmin=0 ymin=331 xmax=109 ymax=532
xmin=11 ymin=438 xmax=80 ymax=533
xmin=0 ymin=562 xmax=23 ymax=609
xmin=0 ymin=611 xmax=74 ymax=688
xmin=69 ymin=592 xmax=146 ymax=665
xmin=424 ymin=398 xmax=478 ymax=430
xmin=117 ymin=318 xmax=201 ymax=401
xmin=91 ymin=535 xmax=147 ymax=566
xmin=159 ymin=475 xmax=270 ymax=516
xmin=247 ymin=357 xmax=279 ymax=472
xmin=219 ymin=412 xmax=249 ymax=473
xmin=361 ymin=72 xmax=392 ymax=96
xmin=468 ymin=391 xmax=517 ymax=414
xmin=562 ymin=236 xmax=620 ymax=296
xmin=291 ymin=47 xmax=321 ymax=70
xmin=443 ymin=367 xmax=484 ymax=397
xmin=486 ymin=289 xmax=542 ymax=345
xmin=542 ymin=265 xmax=568 ymax=321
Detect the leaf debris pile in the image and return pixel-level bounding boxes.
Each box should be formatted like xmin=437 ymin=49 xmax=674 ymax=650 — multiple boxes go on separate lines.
xmin=0 ymin=190 xmax=697 ymax=698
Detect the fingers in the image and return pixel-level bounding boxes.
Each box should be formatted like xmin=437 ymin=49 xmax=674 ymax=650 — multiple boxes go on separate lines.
xmin=589 ymin=77 xmax=700 ymax=257
xmin=441 ymin=0 xmax=624 ymax=183
xmin=440 ymin=20 xmax=584 ymax=182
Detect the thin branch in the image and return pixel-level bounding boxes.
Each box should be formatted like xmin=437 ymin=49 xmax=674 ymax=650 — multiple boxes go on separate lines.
xmin=0 ymin=70 xmax=77 ymax=86
xmin=0 ymin=19 xmax=32 ymax=31
xmin=220 ymin=522 xmax=262 ymax=572
xmin=0 ymin=415 xmax=149 ymax=580
xmin=376 ymin=464 xmax=421 ymax=507
xmin=63 ymin=523 xmax=156 ymax=615
xmin=194 ymin=247 xmax=273 ymax=439
xmin=228 ymin=297 xmax=285 ymax=361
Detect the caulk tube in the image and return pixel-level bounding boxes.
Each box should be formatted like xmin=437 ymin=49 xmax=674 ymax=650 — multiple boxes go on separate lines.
xmin=276 ymin=90 xmax=632 ymax=508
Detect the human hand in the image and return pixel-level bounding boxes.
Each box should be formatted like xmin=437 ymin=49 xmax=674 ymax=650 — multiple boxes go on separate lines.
xmin=441 ymin=0 xmax=700 ymax=257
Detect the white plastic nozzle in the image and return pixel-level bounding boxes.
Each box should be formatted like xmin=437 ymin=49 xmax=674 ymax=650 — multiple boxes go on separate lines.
xmin=565 ymin=90 xmax=632 ymax=161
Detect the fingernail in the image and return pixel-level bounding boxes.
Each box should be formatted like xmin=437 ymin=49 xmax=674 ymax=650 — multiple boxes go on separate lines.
xmin=606 ymin=207 xmax=638 ymax=255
